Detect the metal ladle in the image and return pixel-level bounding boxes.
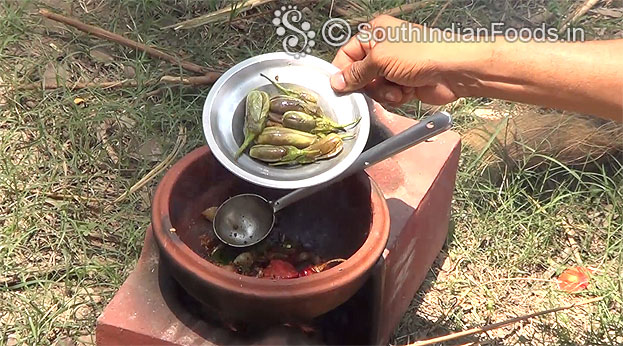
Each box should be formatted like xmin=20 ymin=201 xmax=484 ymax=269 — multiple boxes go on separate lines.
xmin=213 ymin=111 xmax=452 ymax=247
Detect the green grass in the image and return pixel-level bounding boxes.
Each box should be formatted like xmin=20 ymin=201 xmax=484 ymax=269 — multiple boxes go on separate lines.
xmin=1 ymin=0 xmax=622 ymax=344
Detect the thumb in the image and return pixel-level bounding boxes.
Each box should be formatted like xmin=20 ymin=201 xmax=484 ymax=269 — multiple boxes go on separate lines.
xmin=330 ymin=57 xmax=377 ymax=92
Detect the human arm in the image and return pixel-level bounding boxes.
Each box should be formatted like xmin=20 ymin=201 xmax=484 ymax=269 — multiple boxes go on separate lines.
xmin=331 ymin=16 xmax=623 ymax=122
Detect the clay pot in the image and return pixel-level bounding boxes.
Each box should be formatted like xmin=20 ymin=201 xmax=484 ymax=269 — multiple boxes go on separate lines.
xmin=152 ymin=147 xmax=390 ymax=323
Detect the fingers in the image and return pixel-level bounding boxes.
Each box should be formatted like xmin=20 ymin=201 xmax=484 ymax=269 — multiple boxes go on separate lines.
xmin=364 ymin=78 xmax=403 ymax=103
xmin=331 ymin=35 xmax=371 ymax=70
xmin=399 ymin=86 xmax=417 ymax=104
xmin=331 ymin=34 xmax=377 ymax=92
xmin=361 ymin=78 xmax=419 ymax=106
xmin=331 ymin=55 xmax=380 ymax=92
xmin=413 ymin=84 xmax=458 ymax=105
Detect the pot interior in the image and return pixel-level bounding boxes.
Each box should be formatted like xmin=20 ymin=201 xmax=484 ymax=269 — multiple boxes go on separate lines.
xmin=167 ymin=154 xmax=373 ymax=268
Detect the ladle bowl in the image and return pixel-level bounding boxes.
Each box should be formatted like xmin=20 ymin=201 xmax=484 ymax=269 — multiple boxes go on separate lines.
xmin=212 ymin=194 xmax=274 ymax=246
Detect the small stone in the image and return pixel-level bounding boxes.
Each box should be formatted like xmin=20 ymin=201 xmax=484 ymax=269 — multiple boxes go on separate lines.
xmin=122 ymin=65 xmax=136 ymax=78
xmin=52 ymin=337 xmax=75 ymax=346
xmin=76 ymin=334 xmax=94 ymax=345
xmin=440 ymin=256 xmax=454 ymax=272
xmin=6 ymin=334 xmax=18 ymax=346
xmin=78 ymin=287 xmax=103 ymax=304
xmin=75 ymin=305 xmax=91 ymax=320
xmin=14 ymin=63 xmax=24 ymax=74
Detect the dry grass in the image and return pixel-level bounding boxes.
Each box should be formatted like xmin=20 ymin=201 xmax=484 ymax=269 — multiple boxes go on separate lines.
xmin=463 ymin=103 xmax=623 ymax=170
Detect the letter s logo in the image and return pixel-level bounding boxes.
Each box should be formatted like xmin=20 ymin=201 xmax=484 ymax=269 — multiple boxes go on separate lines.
xmin=273 ymin=5 xmax=315 ymax=58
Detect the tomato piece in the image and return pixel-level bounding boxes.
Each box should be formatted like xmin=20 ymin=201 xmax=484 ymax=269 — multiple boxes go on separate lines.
xmin=261 ymin=259 xmax=299 ymax=279
xmin=557 ymin=266 xmax=591 ymax=293
xmin=299 ymin=265 xmax=315 ymax=277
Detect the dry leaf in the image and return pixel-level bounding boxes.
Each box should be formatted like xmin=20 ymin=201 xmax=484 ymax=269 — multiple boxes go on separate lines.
xmin=40 ymin=0 xmax=72 ymax=12
xmin=527 ymin=9 xmax=553 ymax=24
xmin=472 ymin=107 xmax=506 ymax=120
xmin=591 ymin=7 xmax=623 ymax=18
xmin=73 ymin=97 xmax=87 ymax=107
xmin=132 ymin=138 xmax=163 ymax=162
xmin=118 ymin=115 xmax=137 ymax=129
xmin=89 ymin=47 xmax=115 ymax=63
xmin=0 ymin=76 xmax=7 ymax=108
xmin=96 ymin=120 xmax=119 ymax=164
xmin=37 ymin=0 xmax=72 ymax=34
xmin=42 ymin=62 xmax=69 ymax=88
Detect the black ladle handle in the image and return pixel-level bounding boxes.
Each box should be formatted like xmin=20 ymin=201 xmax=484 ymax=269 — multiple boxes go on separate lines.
xmin=272 ymin=111 xmax=452 ymax=213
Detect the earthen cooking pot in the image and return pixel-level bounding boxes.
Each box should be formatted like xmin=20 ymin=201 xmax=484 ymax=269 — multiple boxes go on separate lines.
xmin=152 ymin=147 xmax=390 ymax=323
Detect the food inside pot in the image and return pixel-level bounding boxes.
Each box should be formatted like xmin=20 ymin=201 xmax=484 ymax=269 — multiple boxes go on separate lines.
xmin=200 ymin=208 xmax=344 ymax=279
xmin=199 ymin=231 xmax=344 ymax=279
xmin=234 ymin=74 xmax=360 ymax=165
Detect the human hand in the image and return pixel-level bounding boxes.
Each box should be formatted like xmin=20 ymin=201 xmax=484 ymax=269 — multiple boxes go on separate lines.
xmin=331 ymin=15 xmax=623 ymax=121
xmin=330 ymin=15 xmax=462 ymax=106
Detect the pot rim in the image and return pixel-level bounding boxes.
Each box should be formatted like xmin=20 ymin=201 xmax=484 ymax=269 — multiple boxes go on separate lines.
xmin=152 ymin=146 xmax=390 ymax=299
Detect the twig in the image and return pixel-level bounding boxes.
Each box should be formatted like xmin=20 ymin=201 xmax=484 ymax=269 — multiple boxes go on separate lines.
xmin=14 ymin=73 xmax=219 ymax=91
xmin=45 ymin=192 xmax=107 ymax=203
xmin=429 ymin=276 xmax=576 ymax=336
xmin=348 ymin=1 xmax=435 ymax=26
xmin=39 ymin=9 xmax=216 ymax=76
xmin=333 ymin=0 xmax=367 ymax=17
xmin=558 ymin=0 xmax=600 ymax=34
xmin=405 ymin=297 xmax=604 ymax=346
xmin=143 ymin=88 xmax=165 ymax=99
xmin=163 ymin=0 xmax=276 ymax=30
xmin=431 ymin=0 xmax=451 ymax=27
xmin=1 ymin=267 xmax=67 ymax=289
xmin=113 ymin=126 xmax=186 ymax=203
xmin=332 ymin=7 xmax=350 ymax=17
xmin=158 ymin=74 xmax=221 ymax=86
xmin=16 ymin=79 xmax=139 ymax=91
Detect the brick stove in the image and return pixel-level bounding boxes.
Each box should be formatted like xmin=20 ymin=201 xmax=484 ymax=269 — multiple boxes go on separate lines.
xmin=96 ymin=107 xmax=461 ymax=345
